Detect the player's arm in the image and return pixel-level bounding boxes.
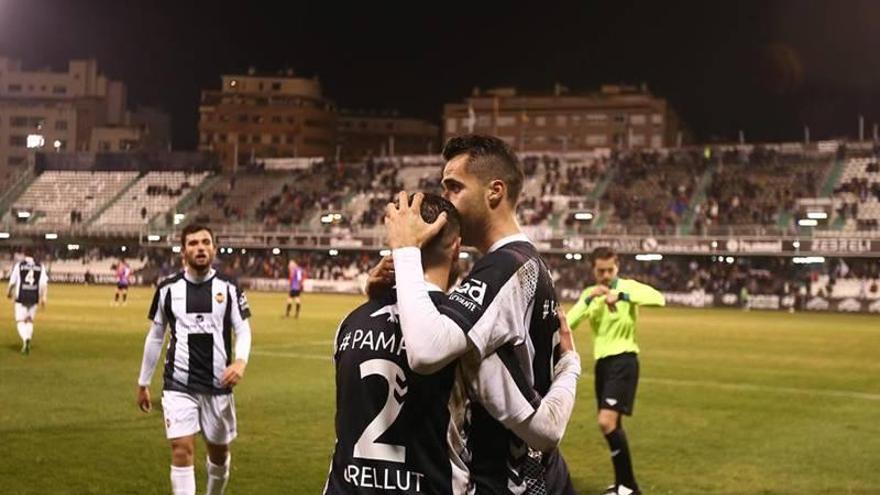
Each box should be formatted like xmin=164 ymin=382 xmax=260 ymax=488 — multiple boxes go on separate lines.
xmin=220 ymin=284 xmax=252 ymax=388
xmin=392 ymin=246 xmax=470 ymax=374
xmin=473 ymin=308 xmax=581 ymax=452
xmin=137 ymin=287 xmax=167 ymax=412
xmin=616 ymin=280 xmax=665 ymax=307
xmin=7 ymin=263 xmax=19 ymax=299
xmin=566 ymin=286 xmax=605 ymax=330
xmin=38 ymin=268 xmax=48 ymax=306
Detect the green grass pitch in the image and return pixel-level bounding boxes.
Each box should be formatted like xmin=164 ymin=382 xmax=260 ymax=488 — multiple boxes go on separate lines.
xmin=1 ymin=285 xmax=878 ymax=494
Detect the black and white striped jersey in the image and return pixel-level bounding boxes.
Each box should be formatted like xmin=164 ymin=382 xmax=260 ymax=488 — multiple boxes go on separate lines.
xmin=147 ymin=269 xmax=251 ymax=395
xmin=8 ymin=258 xmax=48 ymax=306
xmin=438 ymin=238 xmax=569 ymax=495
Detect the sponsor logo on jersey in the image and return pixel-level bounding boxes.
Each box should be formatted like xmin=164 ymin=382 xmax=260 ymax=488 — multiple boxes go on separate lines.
xmin=453 ymin=279 xmax=487 ymax=307
xmin=370 ymin=304 xmax=399 ymax=323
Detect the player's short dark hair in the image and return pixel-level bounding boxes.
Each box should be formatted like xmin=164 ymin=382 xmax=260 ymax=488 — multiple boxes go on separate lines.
xmin=590 ymin=246 xmax=618 ymax=263
xmin=398 ymin=193 xmax=461 ymax=268
xmin=180 ymin=224 xmax=215 ymax=246
xmin=441 ymin=134 xmax=524 ymax=207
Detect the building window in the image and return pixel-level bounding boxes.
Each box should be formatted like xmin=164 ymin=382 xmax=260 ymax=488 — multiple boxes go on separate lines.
xmin=238 ymin=114 xmax=248 ymax=123
xmin=271 ymin=135 xmax=281 ymax=144
xmin=446 ymin=118 xmax=457 ymax=133
xmin=630 ymin=114 xmax=646 ymax=125
xmin=585 ymin=113 xmax=607 ymax=124
xmin=496 ymin=116 xmax=515 ymax=127
xmin=272 ymin=82 xmax=281 ymax=91
xmin=8 ymin=84 xmax=22 ymax=93
xmin=99 ymin=141 xmax=112 ymax=151
xmin=571 ymin=115 xmax=582 ymax=125
xmin=10 ymin=116 xmax=27 ymax=127
xmin=219 ymin=134 xmax=228 ymax=143
xmin=9 ymin=135 xmax=27 ymax=147
xmin=613 ymin=114 xmax=626 ymax=124
xmin=286 ymin=134 xmax=295 ymax=144
xmin=271 ymin=115 xmax=282 ymax=124
xmin=55 ymin=120 xmax=68 ymax=131
xmin=251 ymin=134 xmax=260 ymax=144
xmin=52 ymin=85 xmax=67 ymax=95
xmin=287 ymin=116 xmax=296 ymax=124
xmin=220 ymin=114 xmax=230 ymax=122
xmin=630 ymin=134 xmax=646 ymax=146
xmin=476 ymin=115 xmax=490 ymax=127
xmin=555 ymin=115 xmax=568 ymax=126
xmin=252 ymin=115 xmax=264 ymax=124
xmin=8 ymin=156 xmax=26 ymax=166
xmin=586 ymin=134 xmax=607 ymax=146
xmin=651 ymin=135 xmax=663 ymax=148
xmin=535 ymin=116 xmax=546 ymax=127
xmin=651 ymin=113 xmax=664 ymax=125
xmin=238 ymin=134 xmax=248 ymax=144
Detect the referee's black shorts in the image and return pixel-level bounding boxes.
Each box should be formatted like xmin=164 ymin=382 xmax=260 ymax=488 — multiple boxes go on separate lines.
xmin=594 ymin=352 xmax=639 ymax=415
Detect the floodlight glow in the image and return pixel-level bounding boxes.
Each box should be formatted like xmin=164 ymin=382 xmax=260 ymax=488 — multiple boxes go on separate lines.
xmin=806 ymin=211 xmax=827 ymax=220
xmin=44 ymin=233 xmax=58 ymax=240
xmin=328 ymin=249 xmax=339 ymax=256
xmin=798 ymin=219 xmax=818 ymax=227
xmin=573 ymin=212 xmax=593 ymax=221
xmin=26 ymin=134 xmax=45 ymax=149
xmin=635 ymin=254 xmax=663 ymax=261
xmin=793 ymin=256 xmax=825 ymax=264
xmin=147 ymin=234 xmax=161 ymax=242
xmin=379 ymin=249 xmax=391 ymax=257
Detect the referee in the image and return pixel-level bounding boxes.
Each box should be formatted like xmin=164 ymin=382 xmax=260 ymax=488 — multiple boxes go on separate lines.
xmin=566 ymin=247 xmax=665 ymax=495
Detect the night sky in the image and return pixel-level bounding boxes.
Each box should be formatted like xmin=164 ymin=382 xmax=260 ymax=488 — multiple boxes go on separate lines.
xmin=2 ymin=0 xmax=879 ymax=150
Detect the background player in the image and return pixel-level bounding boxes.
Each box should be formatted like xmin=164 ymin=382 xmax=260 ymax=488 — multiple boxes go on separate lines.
xmin=137 ymin=224 xmax=253 ymax=495
xmin=7 ymin=250 xmax=48 ymax=355
xmin=286 ymin=258 xmax=306 ymax=318
xmin=114 ymin=258 xmax=132 ymax=306
xmin=566 ymin=246 xmax=666 ymax=495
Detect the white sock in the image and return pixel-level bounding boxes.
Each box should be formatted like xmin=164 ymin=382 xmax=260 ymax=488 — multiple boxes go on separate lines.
xmin=16 ymin=322 xmax=27 ymax=343
xmin=24 ymin=322 xmax=34 ymax=340
xmin=170 ymin=465 xmax=196 ymax=495
xmin=206 ymin=454 xmax=230 ymax=495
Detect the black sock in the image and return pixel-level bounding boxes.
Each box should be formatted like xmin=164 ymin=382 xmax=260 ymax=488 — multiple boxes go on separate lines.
xmin=286 ymin=303 xmax=291 ymax=316
xmin=122 ymin=293 xmax=127 ymax=302
xmin=295 ymin=302 xmax=301 ymax=318
xmin=604 ymin=427 xmax=638 ymax=490
xmin=114 ymin=293 xmax=119 ymax=302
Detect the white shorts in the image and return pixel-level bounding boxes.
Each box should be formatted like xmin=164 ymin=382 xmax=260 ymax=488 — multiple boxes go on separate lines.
xmin=161 ymin=390 xmax=238 ymax=445
xmin=14 ymin=303 xmax=37 ymax=322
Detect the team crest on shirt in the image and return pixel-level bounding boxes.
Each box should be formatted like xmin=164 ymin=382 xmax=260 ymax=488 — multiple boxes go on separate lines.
xmin=215 ymin=292 xmax=225 ymax=303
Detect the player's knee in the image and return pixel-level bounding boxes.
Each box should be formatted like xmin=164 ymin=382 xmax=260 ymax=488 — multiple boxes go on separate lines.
xmin=597 ymin=414 xmax=617 ymax=434
xmin=206 ymin=443 xmax=229 ymax=464
xmin=170 ymin=441 xmax=194 ymax=466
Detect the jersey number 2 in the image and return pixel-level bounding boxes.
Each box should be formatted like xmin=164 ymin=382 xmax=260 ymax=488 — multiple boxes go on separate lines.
xmin=353 ymin=359 xmax=407 ymax=463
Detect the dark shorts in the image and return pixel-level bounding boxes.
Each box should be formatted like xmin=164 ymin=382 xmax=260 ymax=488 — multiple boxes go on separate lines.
xmin=595 ymin=352 xmax=639 ymax=416
xmin=542 ymin=449 xmax=577 ymax=495
xmin=117 ymin=282 xmax=129 ymax=290
xmin=288 ymin=289 xmax=302 ymax=297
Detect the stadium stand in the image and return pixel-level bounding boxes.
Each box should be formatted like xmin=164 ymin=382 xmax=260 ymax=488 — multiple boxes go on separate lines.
xmin=93 ymin=171 xmax=209 ymax=230
xmin=833 ymin=156 xmax=880 ymax=231
xmin=8 ymin=171 xmax=138 ymax=226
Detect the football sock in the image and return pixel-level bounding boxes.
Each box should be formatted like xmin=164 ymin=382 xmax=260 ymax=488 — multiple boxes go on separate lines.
xmin=23 ymin=322 xmax=34 ymax=341
xmin=286 ymin=303 xmax=291 ymax=316
xmin=16 ymin=322 xmax=27 ymax=342
xmin=206 ymin=454 xmax=230 ymax=495
xmin=604 ymin=427 xmax=638 ymax=491
xmin=170 ymin=465 xmax=196 ymax=495
xmin=295 ymin=302 xmax=301 ymax=318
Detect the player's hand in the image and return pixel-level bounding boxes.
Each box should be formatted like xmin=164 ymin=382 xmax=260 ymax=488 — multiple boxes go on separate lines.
xmin=220 ymin=359 xmax=247 ymax=388
xmin=365 ymin=255 xmax=395 ymax=299
xmin=589 ymin=286 xmax=609 ymax=298
xmin=39 ymin=299 xmax=47 ymax=309
xmin=137 ymin=386 xmax=152 ymax=413
xmin=384 ymin=192 xmax=447 ymax=249
xmin=557 ymin=307 xmax=576 ymax=355
xmin=605 ymin=290 xmax=620 ymax=312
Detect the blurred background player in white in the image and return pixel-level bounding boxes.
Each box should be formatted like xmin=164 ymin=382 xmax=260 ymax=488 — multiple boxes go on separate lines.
xmin=7 ymin=250 xmax=48 ymax=355
xmin=136 ymin=224 xmax=253 ymax=495
xmin=285 ymin=258 xmax=306 ymax=318
xmin=114 ymin=258 xmax=132 ymax=306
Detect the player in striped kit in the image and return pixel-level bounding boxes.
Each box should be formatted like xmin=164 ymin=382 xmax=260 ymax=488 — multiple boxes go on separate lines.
xmin=7 ymin=251 xmax=48 ymax=355
xmin=285 ymin=258 xmax=306 ymax=319
xmin=136 ymin=224 xmax=253 ymax=495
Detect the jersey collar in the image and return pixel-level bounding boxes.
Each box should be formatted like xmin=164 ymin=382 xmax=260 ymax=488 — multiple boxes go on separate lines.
xmin=610 ymin=277 xmax=620 ymax=289
xmin=487 ymin=233 xmax=532 ymax=253
xmin=184 ymin=268 xmax=216 ymax=284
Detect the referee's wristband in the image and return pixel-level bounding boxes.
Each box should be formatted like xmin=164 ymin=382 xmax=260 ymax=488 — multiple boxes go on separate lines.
xmin=618 ymin=292 xmax=630 ymax=302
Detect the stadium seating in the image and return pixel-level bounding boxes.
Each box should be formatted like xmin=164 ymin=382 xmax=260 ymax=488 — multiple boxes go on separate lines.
xmin=9 ymin=171 xmax=138 ymax=226
xmin=93 ymin=172 xmax=209 ymax=229
xmin=833 ymin=157 xmax=880 ymax=230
